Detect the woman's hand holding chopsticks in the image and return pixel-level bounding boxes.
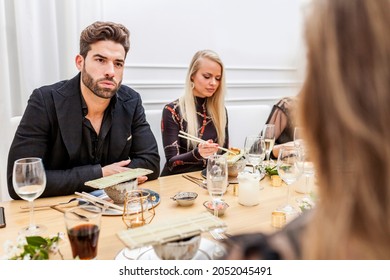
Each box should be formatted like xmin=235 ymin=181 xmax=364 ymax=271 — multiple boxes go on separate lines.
xmin=198 ymin=139 xmax=219 ymax=158
xmin=178 ymin=130 xmax=237 ymax=156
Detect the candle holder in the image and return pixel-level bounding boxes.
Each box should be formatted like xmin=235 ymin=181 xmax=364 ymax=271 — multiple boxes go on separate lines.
xmin=122 ymin=189 xmax=155 ymax=228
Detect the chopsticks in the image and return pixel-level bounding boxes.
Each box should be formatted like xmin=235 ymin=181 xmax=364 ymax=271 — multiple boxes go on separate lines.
xmin=178 ymin=130 xmax=238 ymax=155
xmin=75 ymin=191 xmax=124 ymax=212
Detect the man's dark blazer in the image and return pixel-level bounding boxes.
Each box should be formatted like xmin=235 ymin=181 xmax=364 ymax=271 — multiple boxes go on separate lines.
xmin=7 ymin=73 xmax=160 ymax=199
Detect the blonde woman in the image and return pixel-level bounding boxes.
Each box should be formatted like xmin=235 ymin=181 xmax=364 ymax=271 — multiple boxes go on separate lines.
xmin=225 ymin=0 xmax=390 ymax=259
xmin=161 ymin=50 xmax=228 ymax=176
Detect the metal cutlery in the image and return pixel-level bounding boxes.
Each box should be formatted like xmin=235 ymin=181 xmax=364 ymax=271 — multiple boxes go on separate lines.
xmin=210 ymin=229 xmax=228 ymax=240
xmin=182 ymin=175 xmax=207 ymax=190
xmin=20 ymin=197 xmax=82 ymax=209
xmin=50 ymin=205 xmax=89 ymax=221
xmin=186 ymin=174 xmax=207 ymax=184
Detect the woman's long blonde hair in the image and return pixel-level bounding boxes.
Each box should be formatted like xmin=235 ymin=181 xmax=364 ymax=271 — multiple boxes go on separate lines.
xmin=299 ymin=0 xmax=390 ymax=259
xmin=179 ymin=50 xmax=227 ymax=148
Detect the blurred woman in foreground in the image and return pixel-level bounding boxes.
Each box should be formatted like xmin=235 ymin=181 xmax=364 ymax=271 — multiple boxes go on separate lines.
xmin=225 ymin=0 xmax=390 ymax=259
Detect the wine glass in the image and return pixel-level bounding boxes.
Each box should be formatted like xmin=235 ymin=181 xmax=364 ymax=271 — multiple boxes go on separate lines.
xmin=206 ymin=154 xmax=228 ymax=258
xmin=293 ymin=126 xmax=305 ymax=149
xmin=12 ymin=157 xmax=47 ymax=235
xmin=294 ymin=127 xmax=316 ymax=209
xmin=276 ymin=147 xmax=303 ymax=215
xmin=206 ymin=154 xmax=228 ymax=217
xmin=244 ymin=135 xmax=266 ymax=174
xmin=298 ymin=160 xmax=315 ymax=204
xmin=262 ymin=124 xmax=275 ymax=165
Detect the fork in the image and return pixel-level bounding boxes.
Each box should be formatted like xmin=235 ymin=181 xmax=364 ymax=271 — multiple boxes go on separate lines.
xmin=210 ymin=228 xmax=228 ymax=240
xmin=186 ymin=175 xmax=207 ymax=184
xmin=209 ymin=228 xmax=229 ymax=259
xmin=20 ymin=197 xmax=80 ymax=209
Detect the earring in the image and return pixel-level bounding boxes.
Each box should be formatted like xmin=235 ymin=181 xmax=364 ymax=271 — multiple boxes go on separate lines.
xmin=191 ymin=82 xmax=195 ymax=89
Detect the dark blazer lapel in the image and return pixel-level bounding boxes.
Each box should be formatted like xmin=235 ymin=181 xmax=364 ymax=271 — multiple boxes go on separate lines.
xmin=53 ymin=74 xmax=83 ymax=160
xmin=108 ymin=87 xmax=133 ymax=161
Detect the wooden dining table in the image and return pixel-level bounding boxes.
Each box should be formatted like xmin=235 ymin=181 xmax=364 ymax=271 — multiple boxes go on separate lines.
xmin=0 ymin=171 xmax=306 ymax=260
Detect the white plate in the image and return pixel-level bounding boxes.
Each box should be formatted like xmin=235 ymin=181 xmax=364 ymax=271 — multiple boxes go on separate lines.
xmin=88 ymin=189 xmax=160 ymax=216
xmin=115 ymin=238 xmax=226 ymax=260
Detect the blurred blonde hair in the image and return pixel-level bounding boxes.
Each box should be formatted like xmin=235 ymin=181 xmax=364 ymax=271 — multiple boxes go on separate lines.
xmin=299 ymin=0 xmax=390 ymax=259
xmin=179 ymin=50 xmax=227 ymax=148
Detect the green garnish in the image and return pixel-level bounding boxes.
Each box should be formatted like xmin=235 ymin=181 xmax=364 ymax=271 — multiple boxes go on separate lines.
xmin=4 ymin=233 xmax=64 ymax=260
xmin=265 ymin=165 xmax=278 ymax=176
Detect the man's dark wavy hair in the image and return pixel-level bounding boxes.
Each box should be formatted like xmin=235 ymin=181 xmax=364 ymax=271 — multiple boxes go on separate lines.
xmin=79 ymin=21 xmax=130 ymax=58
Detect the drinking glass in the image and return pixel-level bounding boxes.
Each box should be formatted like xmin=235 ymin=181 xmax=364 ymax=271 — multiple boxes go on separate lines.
xmin=237 ymin=172 xmax=261 ymax=206
xmin=299 ymin=161 xmax=315 ymax=198
xmin=206 ymin=154 xmax=228 ymax=217
xmin=293 ymin=126 xmax=305 ymax=149
xmin=276 ymin=146 xmax=303 ymax=215
xmin=12 ymin=157 xmax=47 ymax=235
xmin=64 ymin=205 xmax=102 ymax=260
xmin=206 ymin=154 xmax=228 ymax=258
xmin=244 ymin=135 xmax=266 ymax=174
xmin=262 ymin=124 xmax=275 ymax=164
xmin=293 ymin=127 xmax=315 ymax=205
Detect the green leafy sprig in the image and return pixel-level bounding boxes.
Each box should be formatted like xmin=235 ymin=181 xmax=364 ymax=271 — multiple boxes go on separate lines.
xmin=264 ymin=165 xmax=278 ymax=176
xmin=4 ymin=233 xmax=64 ymax=260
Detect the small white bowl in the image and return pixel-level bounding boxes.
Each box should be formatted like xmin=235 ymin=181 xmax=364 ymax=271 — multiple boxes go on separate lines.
xmin=171 ymin=192 xmax=198 ymax=206
xmin=203 ymin=200 xmax=229 ymax=216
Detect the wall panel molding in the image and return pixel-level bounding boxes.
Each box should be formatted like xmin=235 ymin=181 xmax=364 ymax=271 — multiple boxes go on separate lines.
xmin=123 ymin=80 xmax=301 ymax=89
xmin=122 ymin=64 xmax=302 ymax=111
xmin=125 ymin=64 xmax=297 ymax=71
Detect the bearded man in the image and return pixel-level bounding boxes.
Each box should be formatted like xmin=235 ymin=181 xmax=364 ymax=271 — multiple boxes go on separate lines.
xmin=7 ymin=21 xmax=160 ymax=199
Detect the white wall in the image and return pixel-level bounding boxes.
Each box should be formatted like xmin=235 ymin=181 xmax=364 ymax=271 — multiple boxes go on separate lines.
xmin=106 ymin=0 xmax=304 ymax=111
xmin=0 ymin=0 xmax=306 ymax=201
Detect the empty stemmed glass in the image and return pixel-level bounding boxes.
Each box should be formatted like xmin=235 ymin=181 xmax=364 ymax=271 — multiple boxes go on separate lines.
xmin=206 ymin=154 xmax=228 ymax=258
xmin=294 ymin=127 xmax=316 ymax=208
xmin=276 ymin=146 xmax=303 ymax=215
xmin=262 ymin=124 xmax=275 ymax=165
xmin=293 ymin=126 xmax=305 ymax=149
xmin=12 ymin=157 xmax=47 ymax=235
xmin=244 ymin=135 xmax=266 ymax=174
xmin=297 ymin=160 xmax=316 ymax=206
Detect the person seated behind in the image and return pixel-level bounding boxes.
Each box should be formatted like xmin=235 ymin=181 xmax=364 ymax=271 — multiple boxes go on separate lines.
xmin=160 ymin=50 xmax=229 ymax=176
xmin=265 ymin=96 xmax=298 ymax=159
xmin=224 ymin=0 xmax=390 ymax=259
xmin=7 ymin=21 xmax=160 ymax=199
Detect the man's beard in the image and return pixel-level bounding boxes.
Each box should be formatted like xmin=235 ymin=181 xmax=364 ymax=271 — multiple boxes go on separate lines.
xmin=81 ymin=67 xmax=121 ymax=99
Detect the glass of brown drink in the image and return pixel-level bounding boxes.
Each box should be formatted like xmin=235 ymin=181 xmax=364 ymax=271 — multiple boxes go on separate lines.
xmin=64 ymin=205 xmax=102 ymax=260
